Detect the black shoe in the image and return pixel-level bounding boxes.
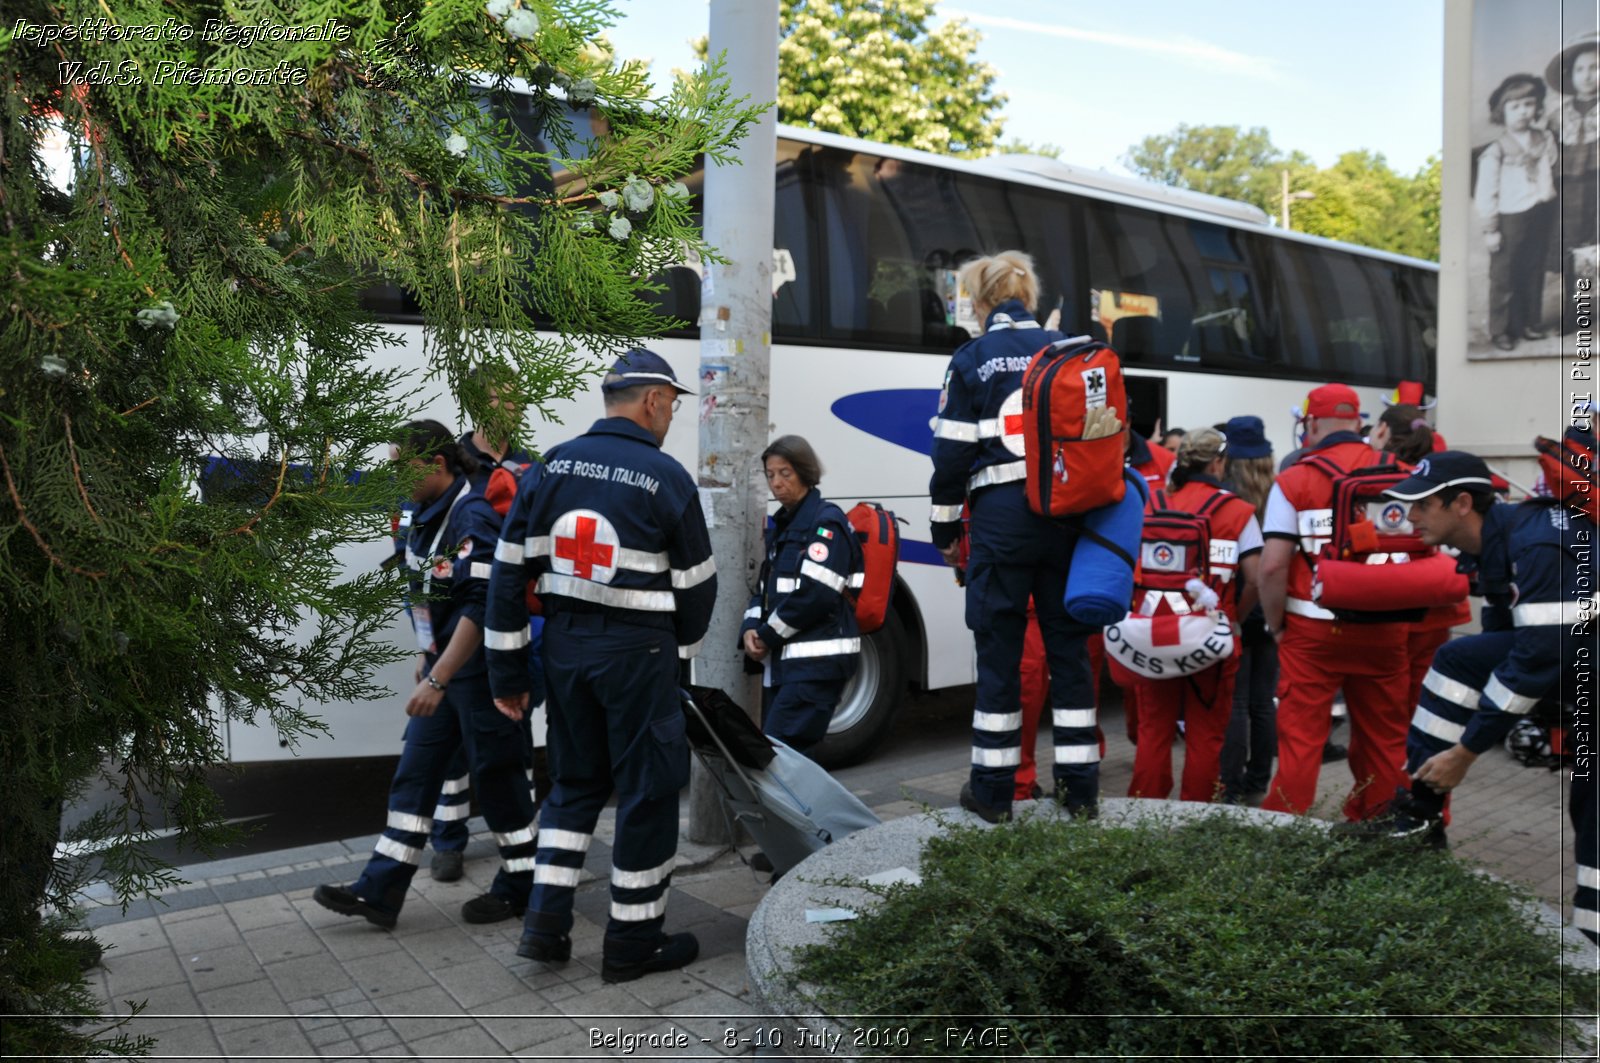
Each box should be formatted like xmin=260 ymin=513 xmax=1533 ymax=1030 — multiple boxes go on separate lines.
xmin=601 ymin=932 xmax=699 ymax=983
xmin=1222 ymin=787 xmax=1267 ymax=806
xmin=430 ymin=850 xmax=464 ymax=882
xmin=461 ymin=893 xmax=524 ymax=924
xmin=516 ymin=932 xmax=572 ymax=965
xmin=749 ymin=851 xmax=775 ymax=873
xmin=313 ymin=884 xmax=398 ymax=930
xmin=1322 ymin=742 xmax=1348 ymax=764
xmin=1330 ymin=803 xmax=1448 ymax=850
xmin=1524 ymin=325 xmax=1548 ymax=340
xmin=1493 ymin=334 xmax=1517 ymax=351
xmin=959 ymin=782 xmax=1012 ymax=824
xmin=1048 ymin=786 xmax=1099 ymax=820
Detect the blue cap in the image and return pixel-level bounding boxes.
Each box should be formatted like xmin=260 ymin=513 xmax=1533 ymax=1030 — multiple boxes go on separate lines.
xmin=1222 ymin=415 xmax=1272 ymax=459
xmin=1384 ymin=451 xmax=1496 ymax=501
xmin=599 ymin=347 xmax=694 ymax=395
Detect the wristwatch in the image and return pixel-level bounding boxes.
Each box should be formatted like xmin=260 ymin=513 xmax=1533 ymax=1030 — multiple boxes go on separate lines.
xmin=425 ymin=675 xmax=448 ymax=692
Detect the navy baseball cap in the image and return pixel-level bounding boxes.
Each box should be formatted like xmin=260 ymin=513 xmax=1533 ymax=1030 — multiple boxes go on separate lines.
xmin=599 ymin=347 xmax=694 ymax=395
xmin=1384 ymin=451 xmax=1496 ymax=501
xmin=1222 ymin=415 xmax=1272 ymax=459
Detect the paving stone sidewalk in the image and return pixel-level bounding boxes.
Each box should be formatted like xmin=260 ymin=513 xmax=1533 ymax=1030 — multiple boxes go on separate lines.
xmin=80 ymin=701 xmax=1584 ymax=1060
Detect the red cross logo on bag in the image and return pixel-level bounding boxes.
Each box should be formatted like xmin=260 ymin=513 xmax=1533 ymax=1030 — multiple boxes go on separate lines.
xmin=551 ymin=509 xmax=620 ymax=582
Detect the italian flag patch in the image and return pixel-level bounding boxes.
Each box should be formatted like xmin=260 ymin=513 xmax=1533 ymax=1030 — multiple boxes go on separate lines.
xmin=816 ymin=527 xmax=834 ymax=539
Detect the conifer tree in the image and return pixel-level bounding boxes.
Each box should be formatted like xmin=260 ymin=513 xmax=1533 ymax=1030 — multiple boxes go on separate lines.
xmin=0 ymin=2 xmax=760 ymax=1053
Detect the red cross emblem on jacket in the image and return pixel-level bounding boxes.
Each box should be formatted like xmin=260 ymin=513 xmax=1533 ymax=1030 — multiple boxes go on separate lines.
xmin=551 ymin=509 xmax=620 ymax=581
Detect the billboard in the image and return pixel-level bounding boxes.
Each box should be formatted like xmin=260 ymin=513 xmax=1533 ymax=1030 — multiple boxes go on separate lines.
xmin=1466 ymin=0 xmax=1598 ymax=360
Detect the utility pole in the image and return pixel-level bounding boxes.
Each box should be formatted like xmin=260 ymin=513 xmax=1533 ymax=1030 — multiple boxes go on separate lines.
xmin=1279 ymin=168 xmax=1314 ymax=230
xmin=690 ymin=0 xmax=778 ymax=844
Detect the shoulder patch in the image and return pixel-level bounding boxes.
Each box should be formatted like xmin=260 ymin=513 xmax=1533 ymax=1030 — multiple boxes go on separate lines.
xmin=816 ymin=526 xmax=834 ymax=539
xmin=807 ymin=541 xmax=830 ymax=563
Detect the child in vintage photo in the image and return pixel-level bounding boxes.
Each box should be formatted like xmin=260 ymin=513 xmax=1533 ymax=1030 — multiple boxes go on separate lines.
xmin=1548 ymin=32 xmax=1599 ymax=333
xmin=1474 ymin=73 xmax=1558 ymax=351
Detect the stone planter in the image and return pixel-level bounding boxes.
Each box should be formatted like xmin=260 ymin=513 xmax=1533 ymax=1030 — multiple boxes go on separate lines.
xmin=746 ymin=798 xmax=1598 ymax=1060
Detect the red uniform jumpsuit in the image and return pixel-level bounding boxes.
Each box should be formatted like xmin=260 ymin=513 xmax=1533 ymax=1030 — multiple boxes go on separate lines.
xmin=1259 ymin=436 xmax=1413 ymax=820
xmin=1126 ymin=478 xmax=1262 ymax=802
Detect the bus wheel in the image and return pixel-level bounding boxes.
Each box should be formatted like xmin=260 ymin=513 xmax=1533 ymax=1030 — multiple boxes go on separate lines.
xmin=812 ymin=608 xmax=907 ymax=769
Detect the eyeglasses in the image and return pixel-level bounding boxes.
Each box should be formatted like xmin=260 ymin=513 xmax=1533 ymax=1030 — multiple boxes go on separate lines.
xmin=655 ymin=390 xmax=682 ymax=413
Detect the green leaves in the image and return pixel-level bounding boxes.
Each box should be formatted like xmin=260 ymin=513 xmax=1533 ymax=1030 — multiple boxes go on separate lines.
xmin=692 ymin=0 xmax=1006 ymax=158
xmin=2 ymin=0 xmax=760 ymax=1051
xmin=1124 ymin=123 xmax=1441 ymax=260
xmin=791 ymin=814 xmax=1596 ymax=1057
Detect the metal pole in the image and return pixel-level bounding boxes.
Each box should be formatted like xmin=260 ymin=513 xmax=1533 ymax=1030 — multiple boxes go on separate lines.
xmin=1280 ymin=168 xmax=1290 ymax=230
xmin=690 ymin=0 xmax=778 ymax=845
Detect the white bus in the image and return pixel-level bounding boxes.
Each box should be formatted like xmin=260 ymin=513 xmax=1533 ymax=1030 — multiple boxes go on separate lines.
xmin=218 ymin=108 xmax=1439 ymax=768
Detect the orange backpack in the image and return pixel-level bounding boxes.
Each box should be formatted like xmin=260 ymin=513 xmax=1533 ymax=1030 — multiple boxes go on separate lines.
xmin=846 ymin=502 xmax=900 ymax=634
xmin=1535 ymin=427 xmax=1598 ymax=524
xmin=1020 ymin=338 xmax=1129 ymax=517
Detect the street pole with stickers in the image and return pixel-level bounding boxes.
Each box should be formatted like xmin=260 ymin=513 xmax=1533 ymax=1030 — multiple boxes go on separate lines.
xmin=690 ymin=0 xmax=779 ymax=843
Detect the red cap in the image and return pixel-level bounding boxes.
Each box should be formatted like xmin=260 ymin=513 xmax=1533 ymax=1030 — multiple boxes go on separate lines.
xmin=1301 ymin=383 xmax=1362 ymax=419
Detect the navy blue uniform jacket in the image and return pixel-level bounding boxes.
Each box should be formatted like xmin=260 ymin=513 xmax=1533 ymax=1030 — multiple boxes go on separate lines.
xmin=928 ymin=299 xmax=1063 ymax=548
xmin=1457 ymin=498 xmax=1596 ymax=753
xmin=484 ymin=417 xmax=716 ymax=698
xmin=740 ymin=488 xmax=863 ymax=684
xmin=405 ymin=474 xmax=503 ymax=678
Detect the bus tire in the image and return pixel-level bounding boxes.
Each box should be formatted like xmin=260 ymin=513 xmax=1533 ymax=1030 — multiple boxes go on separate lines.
xmin=811 ymin=607 xmax=907 ymax=769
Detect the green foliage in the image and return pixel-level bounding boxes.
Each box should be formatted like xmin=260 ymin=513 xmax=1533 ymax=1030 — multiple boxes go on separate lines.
xmin=1 ymin=0 xmax=760 ymax=1053
xmin=1124 ymin=123 xmax=1440 ymax=260
xmin=1295 ymin=150 xmax=1442 ymax=262
xmin=693 ymin=0 xmax=1006 ymax=157
xmin=1124 ymin=123 xmax=1311 ymax=217
xmin=790 ymin=815 xmax=1596 ymax=1058
xmin=995 ymin=138 xmax=1063 ymax=160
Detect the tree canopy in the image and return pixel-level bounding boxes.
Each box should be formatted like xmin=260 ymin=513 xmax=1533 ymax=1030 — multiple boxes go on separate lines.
xmin=1124 ymin=124 xmax=1440 ymax=260
xmin=0 ymin=1 xmax=759 ymax=1054
xmin=695 ymin=0 xmax=1007 ymax=157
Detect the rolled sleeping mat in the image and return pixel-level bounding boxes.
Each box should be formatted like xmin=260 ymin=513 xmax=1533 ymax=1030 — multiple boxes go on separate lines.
xmin=1312 ymin=553 xmax=1469 ymax=612
xmin=1064 ymin=468 xmax=1148 ymax=626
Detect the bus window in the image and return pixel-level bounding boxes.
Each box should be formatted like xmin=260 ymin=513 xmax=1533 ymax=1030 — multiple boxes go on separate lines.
xmin=1083 ymin=202 xmax=1195 ymax=365
xmin=1007 ymin=187 xmax=1083 ymax=340
xmin=1272 ymin=241 xmax=1407 ymax=387
xmin=1176 ymin=221 xmax=1275 ymax=372
xmin=1371 ymin=259 xmax=1437 ymax=388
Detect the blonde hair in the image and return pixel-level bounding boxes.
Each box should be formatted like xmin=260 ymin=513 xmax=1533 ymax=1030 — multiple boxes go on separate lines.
xmin=958 ymin=251 xmax=1039 ymax=315
xmin=1225 ymin=456 xmax=1277 ymax=522
xmin=1171 ymin=427 xmax=1227 ymax=488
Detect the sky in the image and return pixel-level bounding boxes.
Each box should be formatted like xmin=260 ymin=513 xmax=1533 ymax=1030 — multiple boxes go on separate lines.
xmin=602 ymin=0 xmax=1446 ymax=177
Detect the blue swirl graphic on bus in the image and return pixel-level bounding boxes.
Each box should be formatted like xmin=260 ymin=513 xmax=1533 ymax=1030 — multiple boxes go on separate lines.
xmin=830 ymin=389 xmax=941 ymax=456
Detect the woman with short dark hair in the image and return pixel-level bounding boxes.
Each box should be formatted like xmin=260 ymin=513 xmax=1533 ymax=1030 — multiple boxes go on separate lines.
xmin=740 ymin=434 xmax=861 ymax=756
xmin=313 ymin=419 xmax=537 ymax=930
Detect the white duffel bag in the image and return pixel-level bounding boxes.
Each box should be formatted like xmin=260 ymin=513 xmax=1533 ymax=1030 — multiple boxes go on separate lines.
xmin=1102 ymin=611 xmax=1235 ymax=680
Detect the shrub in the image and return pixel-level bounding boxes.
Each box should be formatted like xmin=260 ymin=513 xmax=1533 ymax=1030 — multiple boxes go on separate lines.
xmin=789 ymin=813 xmax=1597 ymax=1058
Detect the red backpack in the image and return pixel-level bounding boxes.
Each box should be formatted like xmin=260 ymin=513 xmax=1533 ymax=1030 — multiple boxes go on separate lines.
xmin=1301 ymin=456 xmax=1468 ymax=622
xmin=1135 ymin=490 xmax=1222 ymax=600
xmin=1534 ymin=427 xmax=1598 ymax=523
xmin=1020 ymin=338 xmax=1129 ymax=517
xmin=846 ymin=502 xmax=899 ymax=634
xmin=1103 ymin=489 xmax=1235 ymax=680
xmin=487 ymin=464 xmax=544 ymax=615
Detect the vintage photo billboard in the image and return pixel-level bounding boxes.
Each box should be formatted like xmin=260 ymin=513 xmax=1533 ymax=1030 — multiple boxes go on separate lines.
xmin=1468 ymin=0 xmax=1598 ymax=359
